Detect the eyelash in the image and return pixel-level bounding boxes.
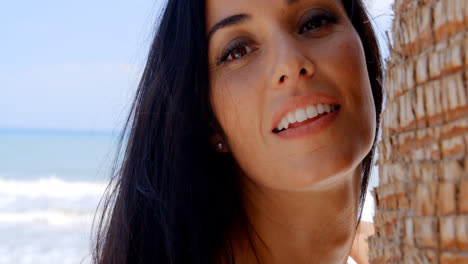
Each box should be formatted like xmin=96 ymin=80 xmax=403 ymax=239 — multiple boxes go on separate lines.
xmin=216 ymin=12 xmax=338 ymax=66
xmin=298 ymin=12 xmax=338 ymax=34
xmin=217 ymin=39 xmax=253 ymax=65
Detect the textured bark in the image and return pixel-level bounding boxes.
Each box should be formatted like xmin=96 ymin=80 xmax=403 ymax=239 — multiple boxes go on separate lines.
xmin=369 ymin=0 xmax=468 ymax=263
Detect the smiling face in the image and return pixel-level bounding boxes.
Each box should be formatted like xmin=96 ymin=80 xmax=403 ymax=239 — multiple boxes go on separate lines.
xmin=206 ymin=0 xmax=376 ymax=191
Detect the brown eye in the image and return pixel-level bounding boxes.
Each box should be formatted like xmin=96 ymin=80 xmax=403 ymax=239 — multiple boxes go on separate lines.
xmin=302 ymin=18 xmax=326 ymax=32
xmin=226 ymin=45 xmax=253 ymax=61
xmin=217 ymin=38 xmax=255 ymax=65
xmin=298 ymin=12 xmax=338 ymax=34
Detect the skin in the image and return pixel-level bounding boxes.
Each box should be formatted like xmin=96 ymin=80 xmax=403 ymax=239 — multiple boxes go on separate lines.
xmin=206 ymin=0 xmax=376 ymax=263
xmin=350 ymin=221 xmax=375 ymax=263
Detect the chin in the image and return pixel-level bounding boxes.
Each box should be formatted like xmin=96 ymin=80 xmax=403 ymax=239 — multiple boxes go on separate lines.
xmin=282 ymin=137 xmax=371 ymax=190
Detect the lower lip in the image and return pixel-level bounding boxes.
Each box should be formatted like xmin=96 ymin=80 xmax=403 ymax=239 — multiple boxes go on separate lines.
xmin=274 ymin=108 xmax=340 ymax=140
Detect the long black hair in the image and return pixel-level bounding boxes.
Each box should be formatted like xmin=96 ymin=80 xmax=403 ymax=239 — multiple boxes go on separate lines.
xmin=92 ymin=0 xmax=383 ymax=263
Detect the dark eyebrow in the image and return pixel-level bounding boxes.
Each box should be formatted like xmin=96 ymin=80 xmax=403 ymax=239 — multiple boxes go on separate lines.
xmin=207 ymin=14 xmax=250 ymax=41
xmin=207 ymin=0 xmax=306 ymax=41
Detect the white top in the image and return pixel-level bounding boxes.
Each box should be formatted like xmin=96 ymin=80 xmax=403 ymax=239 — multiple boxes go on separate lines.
xmin=347 ymin=190 xmax=375 ymax=264
xmin=360 ymin=190 xmax=375 ymax=223
xmin=348 ymin=256 xmax=358 ymax=264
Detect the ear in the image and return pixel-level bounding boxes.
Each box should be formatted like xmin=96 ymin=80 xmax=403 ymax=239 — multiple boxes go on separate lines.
xmin=210 ymin=133 xmax=229 ymax=153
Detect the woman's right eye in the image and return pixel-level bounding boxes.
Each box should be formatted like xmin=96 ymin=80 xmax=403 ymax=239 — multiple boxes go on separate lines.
xmin=217 ymin=40 xmax=255 ymax=65
xmin=226 ymin=45 xmax=253 ymax=62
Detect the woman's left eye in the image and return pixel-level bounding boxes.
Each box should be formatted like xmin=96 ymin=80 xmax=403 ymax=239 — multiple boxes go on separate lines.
xmin=298 ymin=12 xmax=338 ymax=34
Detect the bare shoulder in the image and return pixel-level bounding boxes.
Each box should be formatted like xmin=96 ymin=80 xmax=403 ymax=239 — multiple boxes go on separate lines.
xmin=357 ymin=221 xmax=375 ymax=237
xmin=350 ymin=221 xmax=375 ymax=264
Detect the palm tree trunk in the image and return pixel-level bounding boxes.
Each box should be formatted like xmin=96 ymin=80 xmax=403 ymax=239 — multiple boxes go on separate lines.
xmin=369 ymin=0 xmax=468 ymax=263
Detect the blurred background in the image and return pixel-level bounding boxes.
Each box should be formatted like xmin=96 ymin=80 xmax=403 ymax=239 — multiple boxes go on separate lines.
xmin=0 ymin=0 xmax=393 ymax=263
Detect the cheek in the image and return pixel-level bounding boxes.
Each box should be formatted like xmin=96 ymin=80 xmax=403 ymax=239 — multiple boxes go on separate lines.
xmin=312 ymin=29 xmax=376 ymax=166
xmin=331 ymin=30 xmax=376 ymax=128
xmin=339 ymin=32 xmax=377 ymax=153
xmin=210 ymin=66 xmax=266 ymax=147
xmin=210 ymin=64 xmax=277 ymax=182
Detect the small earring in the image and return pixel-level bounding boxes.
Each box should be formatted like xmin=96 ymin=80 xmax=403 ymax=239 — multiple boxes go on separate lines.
xmin=217 ymin=142 xmax=223 ymax=150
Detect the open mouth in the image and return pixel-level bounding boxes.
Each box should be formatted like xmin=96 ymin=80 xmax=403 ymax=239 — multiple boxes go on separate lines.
xmin=272 ymin=104 xmax=341 ymax=134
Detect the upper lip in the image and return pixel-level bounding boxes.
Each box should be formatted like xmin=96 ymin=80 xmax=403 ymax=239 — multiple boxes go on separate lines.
xmin=270 ymin=92 xmax=340 ymax=132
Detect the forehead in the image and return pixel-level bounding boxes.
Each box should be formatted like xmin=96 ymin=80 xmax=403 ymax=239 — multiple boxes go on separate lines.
xmin=205 ymin=0 xmax=343 ymax=31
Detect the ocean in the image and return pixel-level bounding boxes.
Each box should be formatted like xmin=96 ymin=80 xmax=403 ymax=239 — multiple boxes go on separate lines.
xmin=0 ymin=130 xmax=118 ymax=264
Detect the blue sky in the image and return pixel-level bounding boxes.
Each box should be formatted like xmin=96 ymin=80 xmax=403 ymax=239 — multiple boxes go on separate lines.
xmin=0 ymin=0 xmax=394 ymax=132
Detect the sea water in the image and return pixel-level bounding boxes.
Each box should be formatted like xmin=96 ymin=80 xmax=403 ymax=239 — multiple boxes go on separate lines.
xmin=0 ymin=130 xmax=118 ymax=264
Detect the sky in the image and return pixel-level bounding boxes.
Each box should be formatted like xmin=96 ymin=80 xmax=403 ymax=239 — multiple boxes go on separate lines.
xmin=0 ymin=0 xmax=394 ymax=132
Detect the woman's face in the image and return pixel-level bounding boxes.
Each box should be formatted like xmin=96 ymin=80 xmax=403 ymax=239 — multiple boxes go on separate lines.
xmin=206 ymin=0 xmax=376 ymax=190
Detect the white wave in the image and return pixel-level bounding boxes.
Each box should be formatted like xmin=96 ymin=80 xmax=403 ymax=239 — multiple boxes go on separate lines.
xmin=0 ymin=176 xmax=108 ymax=198
xmin=0 ymin=248 xmax=92 ymax=264
xmin=0 ymin=176 xmax=111 ymax=228
xmin=0 ymin=176 xmax=110 ymax=263
xmin=0 ymin=219 xmax=95 ymax=264
xmin=0 ymin=209 xmax=99 ymax=227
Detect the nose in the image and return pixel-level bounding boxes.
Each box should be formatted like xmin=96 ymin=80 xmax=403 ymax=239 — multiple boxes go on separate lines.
xmin=272 ymin=35 xmax=315 ymax=88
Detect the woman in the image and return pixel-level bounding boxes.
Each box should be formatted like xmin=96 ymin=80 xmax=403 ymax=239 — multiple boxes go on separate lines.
xmin=93 ymin=0 xmax=383 ymax=263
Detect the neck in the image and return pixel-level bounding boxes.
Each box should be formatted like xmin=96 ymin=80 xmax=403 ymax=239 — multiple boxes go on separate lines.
xmin=231 ymin=166 xmax=362 ymax=264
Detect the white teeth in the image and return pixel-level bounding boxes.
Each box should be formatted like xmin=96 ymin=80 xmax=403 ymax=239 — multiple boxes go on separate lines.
xmin=306 ymin=105 xmax=318 ymax=119
xmin=275 ymin=103 xmax=338 ymax=132
xmin=276 ymin=123 xmax=284 ymax=131
xmin=277 ymin=117 xmax=289 ymax=131
xmin=287 ymin=112 xmax=296 ymax=123
xmin=280 ymin=117 xmax=289 ymax=130
xmin=317 ymin=104 xmax=325 ymax=114
xmin=295 ymin=109 xmax=307 ymax=122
